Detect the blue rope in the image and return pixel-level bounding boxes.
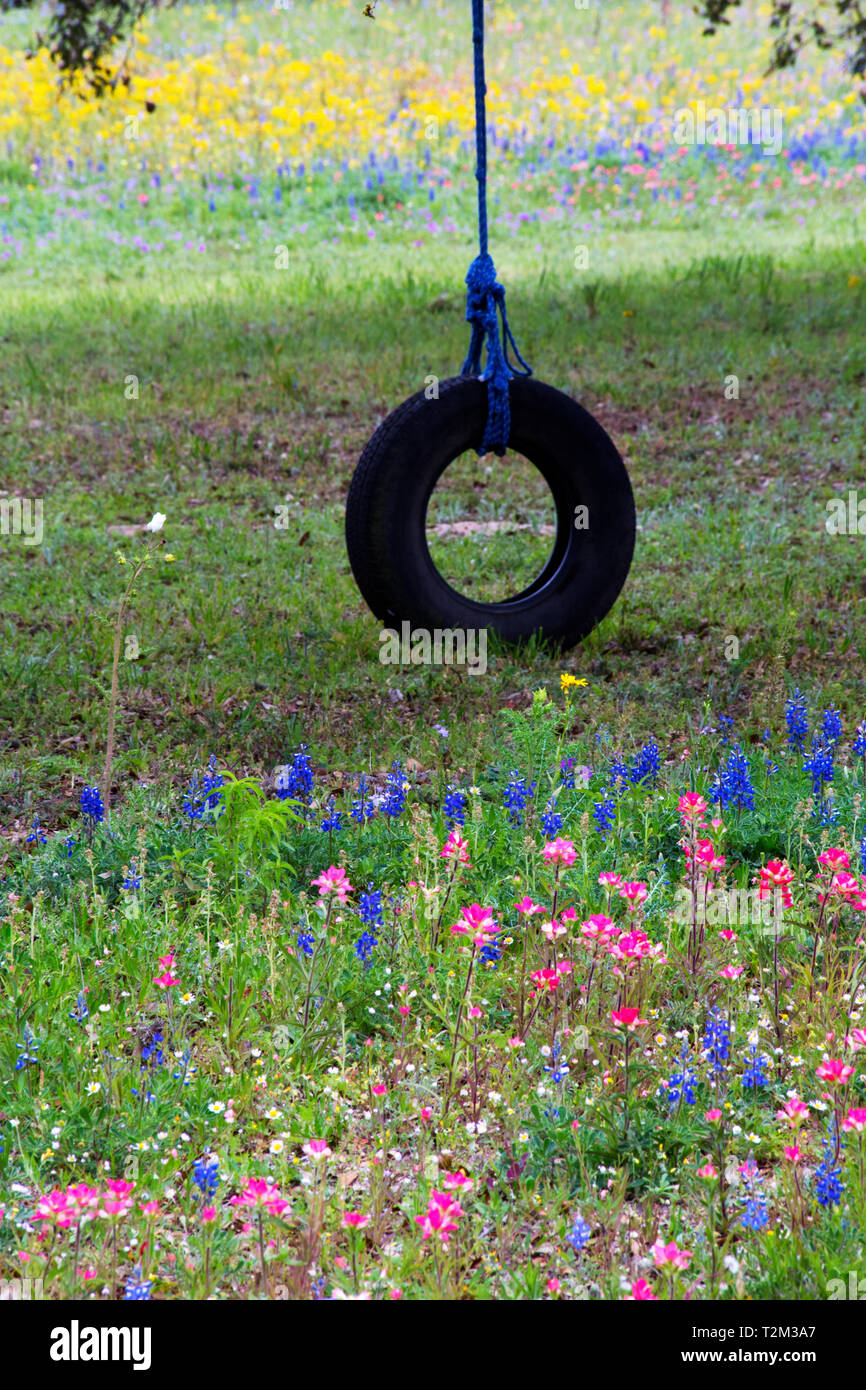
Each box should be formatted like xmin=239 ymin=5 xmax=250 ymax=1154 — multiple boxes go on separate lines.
xmin=460 ymin=0 xmax=531 ymax=457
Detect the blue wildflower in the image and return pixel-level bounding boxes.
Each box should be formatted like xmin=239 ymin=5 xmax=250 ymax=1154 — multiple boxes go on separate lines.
xmin=192 ymin=1156 xmax=220 ymax=1198
xmin=443 ymin=785 xmax=467 ymax=827
xmin=784 ymin=689 xmax=808 ymax=753
xmin=320 ymin=798 xmax=342 ymax=833
xmin=503 ymin=771 xmax=535 ymax=828
xmin=702 ymin=1009 xmax=732 ymax=1072
xmin=296 ymin=930 xmax=315 ymax=958
xmin=813 ymin=1142 xmax=844 ymax=1208
xmin=141 ymin=1032 xmax=165 ymax=1071
xmin=608 ymin=757 xmax=630 ymax=795
xmin=853 ymin=721 xmax=866 ymax=758
xmin=350 ymin=774 xmax=374 ymax=824
xmin=740 ymin=1186 xmax=770 ymax=1231
xmin=276 ymin=745 xmax=314 ymax=807
xmin=122 ymin=860 xmax=141 ymax=891
xmin=80 ymin=785 xmax=105 ymax=834
xmin=803 ymin=736 xmax=835 ymax=822
xmin=665 ymin=1041 xmax=697 ymax=1106
xmin=123 ymin=1266 xmax=152 ymax=1300
xmin=25 ymin=816 xmax=47 ymax=846
xmin=355 ymin=931 xmax=378 ymax=967
xmin=559 ymin=757 xmax=576 ymax=790
xmin=718 ymin=714 xmax=734 ymax=747
xmin=541 ymin=797 xmax=563 ymax=836
xmin=592 ymin=790 xmax=616 ymax=838
xmin=69 ymin=991 xmax=89 ymax=1023
xmin=709 ymin=744 xmax=755 ymax=812
xmin=566 ymin=1214 xmax=593 ymax=1251
xmin=629 ymin=740 xmax=660 ymax=786
xmin=742 ymin=1044 xmax=768 ymax=1089
xmin=183 ymin=756 xmax=224 ymax=821
xmin=381 ymin=761 xmax=406 ymax=818
xmin=821 ymin=705 xmax=843 ymax=747
xmin=14 ymin=1025 xmax=40 ymax=1071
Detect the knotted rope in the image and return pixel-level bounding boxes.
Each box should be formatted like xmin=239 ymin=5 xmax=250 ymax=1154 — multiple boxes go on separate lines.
xmin=460 ymin=0 xmax=532 ymax=457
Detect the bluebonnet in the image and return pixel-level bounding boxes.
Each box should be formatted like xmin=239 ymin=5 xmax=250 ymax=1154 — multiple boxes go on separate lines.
xmin=702 ymin=1009 xmax=732 ymax=1072
xmin=543 ymin=1040 xmax=569 ymax=1084
xmin=123 ymin=1267 xmax=152 ymax=1300
xmin=355 ymin=931 xmax=378 ymax=966
xmin=479 ymin=940 xmax=503 ymax=965
xmin=503 ymin=771 xmax=535 ymax=827
xmin=381 ymin=761 xmax=406 ymax=818
xmin=813 ymin=1133 xmax=844 ymax=1208
xmin=566 ymin=1213 xmax=592 ymax=1251
xmin=740 ymin=1171 xmax=770 ymax=1231
xmin=192 ymin=1156 xmax=220 ymax=1198
xmin=853 ymin=721 xmax=866 ymax=758
xmin=803 ymin=736 xmax=836 ymax=823
xmin=80 ymin=785 xmax=105 ymax=833
xmin=608 ymin=757 xmax=630 ymax=795
xmin=350 ymin=774 xmax=373 ymax=824
xmin=665 ymin=1041 xmax=697 ymax=1106
xmin=742 ymin=1044 xmax=768 ymax=1089
xmin=592 ymin=790 xmax=616 ymax=838
xmin=122 ymin=860 xmax=141 ymax=891
xmin=15 ymin=1024 xmax=40 ymax=1070
xmin=821 ymin=705 xmax=843 ymax=747
xmin=359 ymin=887 xmax=384 ymax=928
xmin=64 ymin=837 xmax=75 ymax=857
xmin=25 ymin=816 xmax=46 ymax=846
xmin=276 ymin=745 xmax=314 ymax=806
xmin=709 ymin=744 xmax=755 ymax=812
xmin=559 ymin=757 xmax=576 ymax=790
xmin=354 ymin=886 xmax=383 ymax=967
xmin=69 ymin=991 xmax=89 ymax=1023
xmin=764 ymin=757 xmax=779 ymax=776
xmin=717 ymin=714 xmax=734 ymax=747
xmin=172 ymin=1045 xmax=196 ymax=1085
xmin=183 ymin=756 xmax=223 ymax=821
xmin=541 ymin=797 xmax=563 ymax=836
xmin=141 ymin=1032 xmax=165 ymax=1071
xmin=443 ymin=785 xmax=467 ymax=827
xmin=629 ymin=740 xmax=660 ymax=786
xmin=296 ymin=930 xmax=315 ymax=958
xmin=784 ymin=689 xmax=808 ymax=753
xmin=320 ymin=798 xmax=342 ymax=834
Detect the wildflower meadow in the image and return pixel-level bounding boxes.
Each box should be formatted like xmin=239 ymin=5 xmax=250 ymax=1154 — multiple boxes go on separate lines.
xmin=2 ymin=0 xmax=866 ymax=1343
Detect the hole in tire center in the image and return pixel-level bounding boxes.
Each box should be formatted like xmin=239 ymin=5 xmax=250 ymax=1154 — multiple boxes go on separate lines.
xmin=424 ymin=449 xmax=558 ymax=604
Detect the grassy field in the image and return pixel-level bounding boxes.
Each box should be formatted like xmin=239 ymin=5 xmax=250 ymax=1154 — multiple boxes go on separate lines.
xmin=2 ymin=0 xmax=866 ymax=1307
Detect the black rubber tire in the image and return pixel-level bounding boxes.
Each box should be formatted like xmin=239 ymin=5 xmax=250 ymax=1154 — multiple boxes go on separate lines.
xmin=345 ymin=375 xmax=635 ymax=653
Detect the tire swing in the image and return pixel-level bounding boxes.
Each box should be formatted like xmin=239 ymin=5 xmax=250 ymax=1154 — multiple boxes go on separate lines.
xmin=345 ymin=0 xmax=636 ymax=653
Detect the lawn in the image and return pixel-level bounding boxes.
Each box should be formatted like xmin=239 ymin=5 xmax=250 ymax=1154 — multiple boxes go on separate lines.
xmin=1 ymin=0 xmax=866 ymax=1309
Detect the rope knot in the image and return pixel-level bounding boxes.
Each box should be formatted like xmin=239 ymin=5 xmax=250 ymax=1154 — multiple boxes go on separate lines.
xmin=459 ymin=0 xmax=532 ymax=457
xmin=460 ymin=252 xmax=531 ymax=458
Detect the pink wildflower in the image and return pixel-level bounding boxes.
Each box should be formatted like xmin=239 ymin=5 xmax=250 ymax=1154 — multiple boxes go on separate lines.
xmin=627 ymin=1278 xmax=659 ymax=1300
xmin=542 ymin=838 xmax=577 ymax=866
xmin=651 ymin=1240 xmax=692 ymax=1271
xmin=815 ymin=1059 xmax=854 ymax=1085
xmin=440 ymin=829 xmax=471 ymax=865
xmin=310 ymin=865 xmax=353 ymax=902
xmin=611 ymin=1008 xmax=648 ymax=1031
